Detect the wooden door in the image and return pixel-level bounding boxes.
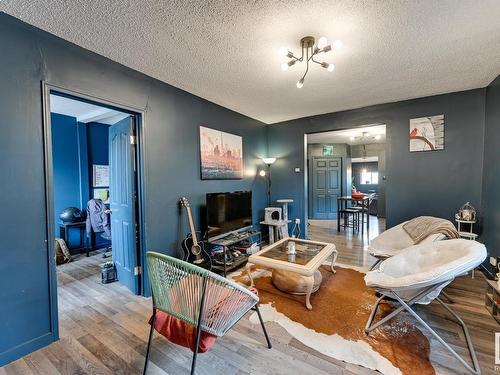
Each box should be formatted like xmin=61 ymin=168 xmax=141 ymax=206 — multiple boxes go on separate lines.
xmin=109 ymin=116 xmax=140 ymax=294
xmin=311 ymin=157 xmax=342 ymax=219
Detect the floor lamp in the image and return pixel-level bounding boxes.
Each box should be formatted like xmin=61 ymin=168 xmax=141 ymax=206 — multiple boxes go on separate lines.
xmin=262 ymin=158 xmax=276 ymax=207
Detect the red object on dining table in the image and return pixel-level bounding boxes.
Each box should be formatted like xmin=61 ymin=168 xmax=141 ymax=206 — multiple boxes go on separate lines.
xmin=351 ymin=192 xmax=366 ymax=199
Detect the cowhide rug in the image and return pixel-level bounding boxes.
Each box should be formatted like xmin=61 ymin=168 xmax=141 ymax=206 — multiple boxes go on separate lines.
xmin=232 ymin=264 xmax=434 ymax=375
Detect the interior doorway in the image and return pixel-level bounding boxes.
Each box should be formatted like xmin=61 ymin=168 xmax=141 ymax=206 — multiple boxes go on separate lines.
xmin=44 ymin=88 xmax=145 ymax=301
xmin=305 ymin=124 xmax=386 ymax=240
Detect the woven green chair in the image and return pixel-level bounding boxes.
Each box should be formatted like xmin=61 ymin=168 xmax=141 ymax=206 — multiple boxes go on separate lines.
xmin=143 ymin=251 xmax=272 ymax=375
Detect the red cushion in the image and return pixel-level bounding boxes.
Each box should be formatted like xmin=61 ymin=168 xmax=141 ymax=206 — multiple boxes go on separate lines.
xmin=149 ymin=309 xmax=217 ymax=353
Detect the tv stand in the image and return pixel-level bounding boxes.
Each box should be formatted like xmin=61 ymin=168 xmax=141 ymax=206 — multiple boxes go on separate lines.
xmin=207 ymin=230 xmax=261 ymax=277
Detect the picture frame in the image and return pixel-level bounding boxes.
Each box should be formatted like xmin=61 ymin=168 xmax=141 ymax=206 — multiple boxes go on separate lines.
xmin=409 ymin=114 xmax=445 ymax=152
xmin=199 ymin=126 xmax=243 ymax=180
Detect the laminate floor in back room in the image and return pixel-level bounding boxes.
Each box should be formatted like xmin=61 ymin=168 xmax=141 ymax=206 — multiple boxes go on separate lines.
xmin=1 ymin=218 xmax=498 ymax=375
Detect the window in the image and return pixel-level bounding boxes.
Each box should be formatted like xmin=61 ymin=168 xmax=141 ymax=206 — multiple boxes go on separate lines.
xmin=360 ymin=171 xmax=378 ymax=185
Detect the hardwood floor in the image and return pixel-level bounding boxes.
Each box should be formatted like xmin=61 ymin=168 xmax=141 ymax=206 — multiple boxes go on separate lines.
xmin=2 ymin=221 xmax=498 ymax=375
xmin=308 ymin=216 xmax=385 ymax=268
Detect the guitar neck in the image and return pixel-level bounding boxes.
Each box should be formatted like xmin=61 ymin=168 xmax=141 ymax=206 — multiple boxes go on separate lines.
xmin=185 ymin=206 xmax=199 ymax=245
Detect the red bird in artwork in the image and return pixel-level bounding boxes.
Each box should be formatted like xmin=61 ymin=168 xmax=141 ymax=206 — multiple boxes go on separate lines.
xmin=410 ymin=128 xmax=418 ymax=137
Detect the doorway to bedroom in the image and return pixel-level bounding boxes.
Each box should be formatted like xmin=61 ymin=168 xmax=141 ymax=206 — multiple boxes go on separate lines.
xmin=45 ymin=89 xmax=144 ymax=297
xmin=305 ymin=124 xmax=387 ymax=244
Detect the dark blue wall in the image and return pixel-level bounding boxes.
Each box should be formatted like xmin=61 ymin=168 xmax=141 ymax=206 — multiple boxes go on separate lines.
xmin=51 ymin=114 xmax=113 ymax=249
xmin=0 ymin=10 xmax=496 ymax=367
xmin=86 ymin=121 xmax=111 ymax=248
xmin=0 ymin=13 xmax=267 ymax=366
xmin=51 ymin=113 xmax=82 ymax=247
xmin=481 ymin=74 xmax=500 ymax=256
xmin=267 ymin=89 xmax=486 ymax=235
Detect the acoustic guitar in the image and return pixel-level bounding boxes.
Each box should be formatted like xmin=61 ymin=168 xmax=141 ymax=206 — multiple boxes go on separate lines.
xmin=180 ymin=197 xmax=212 ymax=270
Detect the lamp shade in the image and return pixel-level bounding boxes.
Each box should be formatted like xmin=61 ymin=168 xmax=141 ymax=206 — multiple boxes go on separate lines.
xmin=262 ymin=157 xmax=277 ymax=165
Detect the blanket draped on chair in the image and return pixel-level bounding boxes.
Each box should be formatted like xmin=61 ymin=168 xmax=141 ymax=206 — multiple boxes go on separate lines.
xmin=402 ymin=216 xmax=459 ymax=244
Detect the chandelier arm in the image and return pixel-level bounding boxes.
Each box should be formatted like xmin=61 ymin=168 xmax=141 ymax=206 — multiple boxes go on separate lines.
xmin=311 ymin=55 xmax=322 ymax=64
xmin=301 ymin=47 xmax=310 ymax=81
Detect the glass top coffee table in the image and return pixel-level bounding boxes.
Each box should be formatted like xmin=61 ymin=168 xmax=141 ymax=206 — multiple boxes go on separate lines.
xmin=246 ymin=238 xmax=337 ymax=310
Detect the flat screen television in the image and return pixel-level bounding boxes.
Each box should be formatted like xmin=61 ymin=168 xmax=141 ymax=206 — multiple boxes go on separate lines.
xmin=206 ymin=191 xmax=252 ymax=240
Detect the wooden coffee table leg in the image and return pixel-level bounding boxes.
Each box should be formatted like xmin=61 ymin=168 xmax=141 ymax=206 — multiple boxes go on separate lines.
xmin=246 ymin=262 xmax=255 ymax=287
xmin=305 ymin=275 xmax=314 ymax=310
xmin=331 ymin=249 xmax=338 ymax=274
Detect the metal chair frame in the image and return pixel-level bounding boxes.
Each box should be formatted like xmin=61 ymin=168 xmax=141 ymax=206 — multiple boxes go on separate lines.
xmin=143 ymin=252 xmax=272 ymax=375
xmin=365 ymin=281 xmax=481 ymax=375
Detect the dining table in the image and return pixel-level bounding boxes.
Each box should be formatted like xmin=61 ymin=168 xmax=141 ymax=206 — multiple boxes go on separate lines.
xmin=337 ymin=193 xmax=376 ymax=233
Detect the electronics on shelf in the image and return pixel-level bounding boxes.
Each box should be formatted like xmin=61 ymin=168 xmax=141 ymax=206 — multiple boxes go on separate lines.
xmin=206 ymin=191 xmax=253 ymax=241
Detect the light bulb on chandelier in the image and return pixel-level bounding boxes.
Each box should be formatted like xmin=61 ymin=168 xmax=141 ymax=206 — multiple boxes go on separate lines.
xmin=317 ymin=36 xmax=328 ymax=49
xmin=279 ymin=35 xmax=342 ymax=88
xmin=321 ymin=62 xmax=335 ymax=72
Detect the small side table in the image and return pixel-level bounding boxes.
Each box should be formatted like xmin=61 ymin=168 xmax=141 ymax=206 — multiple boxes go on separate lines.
xmin=455 ymin=219 xmax=478 ymax=240
xmin=59 ymin=221 xmax=88 ymax=256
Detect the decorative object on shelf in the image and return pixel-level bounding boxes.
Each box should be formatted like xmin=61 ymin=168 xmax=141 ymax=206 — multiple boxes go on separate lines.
xmin=456 ymin=201 xmax=476 ymax=222
xmin=409 ymin=115 xmax=444 ymax=152
xmin=279 ymin=36 xmax=342 ymax=88
xmin=200 ymin=126 xmax=243 ymax=180
xmin=262 ymin=157 xmax=277 ymax=206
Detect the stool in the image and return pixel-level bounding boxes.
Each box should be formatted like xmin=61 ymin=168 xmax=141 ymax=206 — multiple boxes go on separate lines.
xmin=339 ymin=209 xmax=359 ymax=232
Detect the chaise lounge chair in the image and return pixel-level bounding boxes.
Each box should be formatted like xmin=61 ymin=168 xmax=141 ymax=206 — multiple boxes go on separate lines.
xmin=364 ymin=239 xmax=486 ymax=375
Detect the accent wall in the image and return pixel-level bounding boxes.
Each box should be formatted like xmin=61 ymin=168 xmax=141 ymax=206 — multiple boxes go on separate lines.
xmin=267 ymin=89 xmax=486 ymax=235
xmin=51 ymin=112 xmax=83 ymax=246
xmin=0 ymin=13 xmax=267 ymax=366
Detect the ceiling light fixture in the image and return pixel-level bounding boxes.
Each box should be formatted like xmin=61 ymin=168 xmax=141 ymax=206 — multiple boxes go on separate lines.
xmin=279 ymin=36 xmax=342 ymax=88
xmin=349 ymin=131 xmax=382 ymax=143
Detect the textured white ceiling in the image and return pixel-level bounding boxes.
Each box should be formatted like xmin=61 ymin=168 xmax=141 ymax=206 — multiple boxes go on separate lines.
xmin=50 ymin=94 xmax=129 ymax=125
xmin=2 ymin=1 xmax=500 ymax=124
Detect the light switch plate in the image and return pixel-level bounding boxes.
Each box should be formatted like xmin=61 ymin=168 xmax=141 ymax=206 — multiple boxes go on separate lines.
xmin=294 ymin=167 xmax=301 ymax=172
